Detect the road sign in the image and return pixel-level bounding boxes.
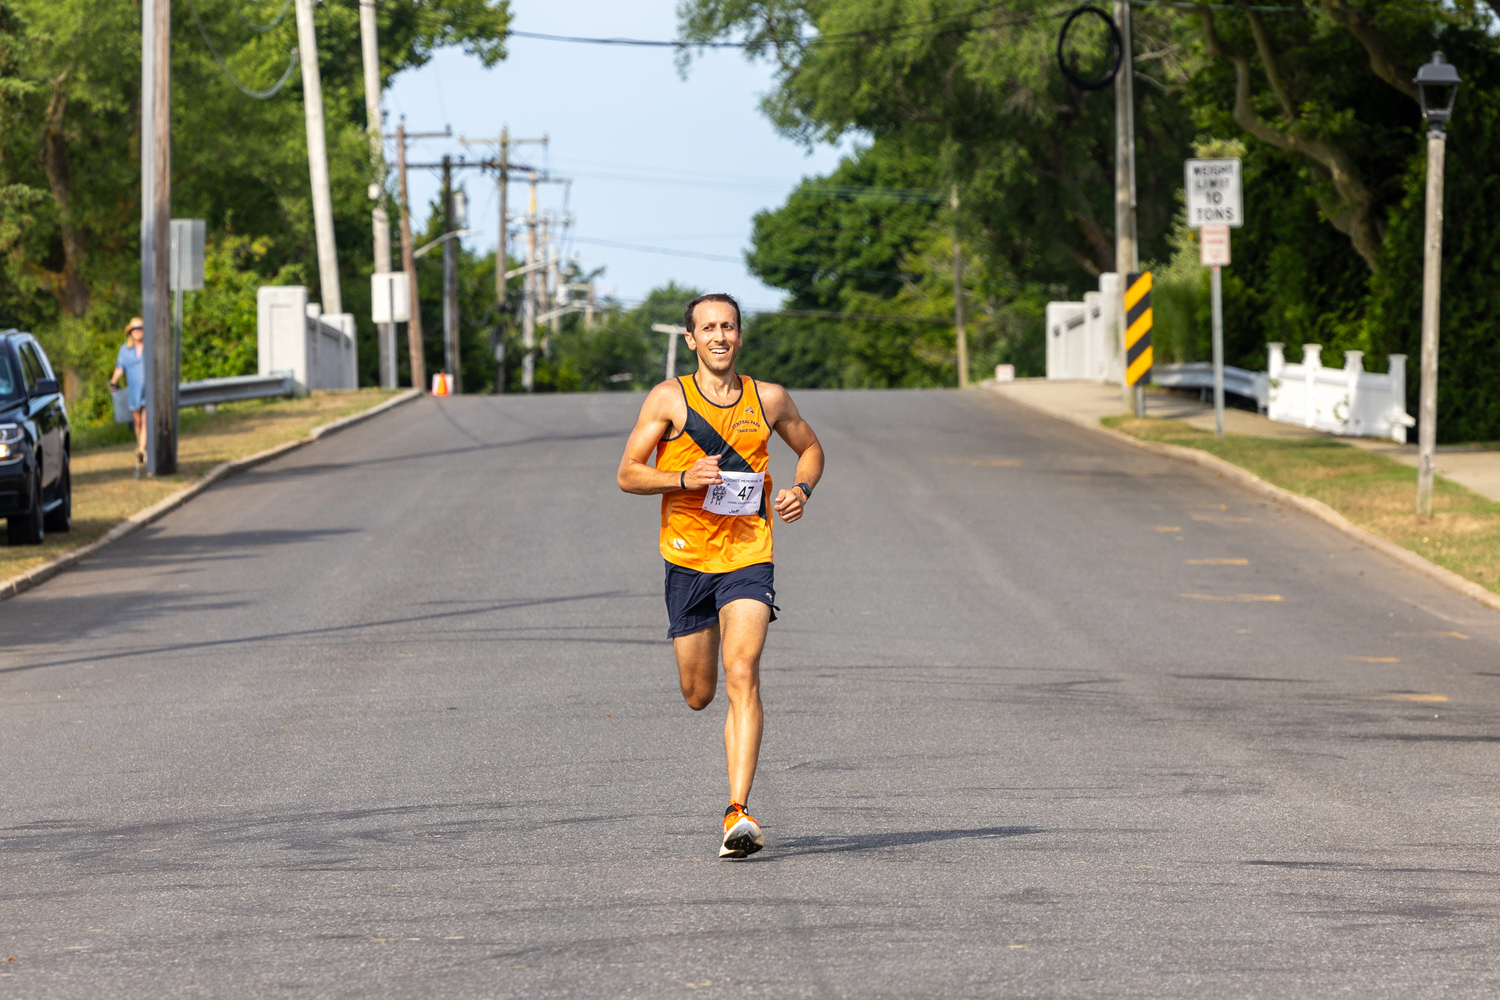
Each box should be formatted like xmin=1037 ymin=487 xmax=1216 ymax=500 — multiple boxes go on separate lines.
xmin=169 ymin=219 xmax=205 ymax=291
xmin=371 ymin=272 xmax=411 ymax=324
xmin=1200 ymin=224 xmax=1231 ymax=266
xmin=1185 ymin=158 xmax=1243 ymax=229
xmin=1124 ymin=272 xmax=1153 ymax=387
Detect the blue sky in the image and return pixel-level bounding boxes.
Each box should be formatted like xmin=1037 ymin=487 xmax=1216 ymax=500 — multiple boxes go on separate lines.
xmin=383 ymin=0 xmax=853 ymax=311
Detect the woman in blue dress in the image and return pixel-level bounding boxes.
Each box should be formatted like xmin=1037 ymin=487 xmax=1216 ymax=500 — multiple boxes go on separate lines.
xmin=108 ymin=317 xmax=148 ymax=465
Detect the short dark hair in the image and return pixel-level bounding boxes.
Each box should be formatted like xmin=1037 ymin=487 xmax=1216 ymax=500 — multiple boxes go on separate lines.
xmin=684 ymin=293 xmax=742 ymax=333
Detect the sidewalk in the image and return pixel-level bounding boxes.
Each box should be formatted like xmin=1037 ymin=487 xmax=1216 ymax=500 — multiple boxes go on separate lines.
xmin=986 ymin=378 xmax=1500 ymax=503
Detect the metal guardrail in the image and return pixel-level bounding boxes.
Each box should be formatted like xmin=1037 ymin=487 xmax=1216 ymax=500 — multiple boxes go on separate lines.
xmin=178 ymin=372 xmax=295 ymax=409
xmin=1154 ymin=362 xmax=1269 ymax=412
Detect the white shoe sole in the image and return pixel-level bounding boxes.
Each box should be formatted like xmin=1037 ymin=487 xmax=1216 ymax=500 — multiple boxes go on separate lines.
xmin=720 ymin=815 xmax=764 ymax=858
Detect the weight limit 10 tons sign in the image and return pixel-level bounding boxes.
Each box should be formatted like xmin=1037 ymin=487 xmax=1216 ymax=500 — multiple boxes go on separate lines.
xmin=1185 ymin=158 xmax=1243 ymax=229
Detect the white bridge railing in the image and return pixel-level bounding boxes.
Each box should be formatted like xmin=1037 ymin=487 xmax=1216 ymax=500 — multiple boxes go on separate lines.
xmin=1046 ymin=273 xmax=1121 ymax=383
xmin=257 ymin=286 xmax=358 ymax=394
xmin=1267 ymin=343 xmax=1413 ymax=442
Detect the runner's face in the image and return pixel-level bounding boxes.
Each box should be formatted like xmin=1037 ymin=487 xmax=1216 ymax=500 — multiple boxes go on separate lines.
xmin=686 ymin=302 xmax=741 ymax=375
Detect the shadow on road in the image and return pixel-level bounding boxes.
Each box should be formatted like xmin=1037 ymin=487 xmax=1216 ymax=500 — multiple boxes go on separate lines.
xmin=772 ymin=825 xmax=1045 ymax=857
xmin=0 ymin=590 xmax=630 ymax=674
xmin=221 ymin=429 xmax=627 ymax=489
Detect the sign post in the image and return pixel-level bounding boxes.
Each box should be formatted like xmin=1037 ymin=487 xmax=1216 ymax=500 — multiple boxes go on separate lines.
xmin=169 ymin=218 xmax=204 ymax=433
xmin=1185 ymin=158 xmax=1243 ymax=439
xmin=1200 ymin=224 xmax=1230 ymax=437
xmin=1124 ymin=271 xmax=1153 ymax=414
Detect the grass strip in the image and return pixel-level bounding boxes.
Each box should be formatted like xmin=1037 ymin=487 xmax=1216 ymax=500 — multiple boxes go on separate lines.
xmin=1104 ymin=415 xmax=1500 ymax=595
xmin=0 ymin=389 xmax=400 ymax=582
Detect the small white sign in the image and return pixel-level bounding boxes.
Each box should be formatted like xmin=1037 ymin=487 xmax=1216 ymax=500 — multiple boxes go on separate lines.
xmin=1200 ymin=224 xmax=1231 ymax=266
xmin=1185 ymin=158 xmax=1243 ymax=229
xmin=371 ymin=272 xmax=411 ymax=324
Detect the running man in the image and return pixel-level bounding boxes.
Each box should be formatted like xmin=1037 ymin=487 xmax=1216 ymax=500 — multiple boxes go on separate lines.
xmin=617 ymin=293 xmax=824 ymax=859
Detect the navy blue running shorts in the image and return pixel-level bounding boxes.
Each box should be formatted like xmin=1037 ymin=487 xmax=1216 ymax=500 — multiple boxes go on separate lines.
xmin=664 ymin=560 xmax=778 ymax=639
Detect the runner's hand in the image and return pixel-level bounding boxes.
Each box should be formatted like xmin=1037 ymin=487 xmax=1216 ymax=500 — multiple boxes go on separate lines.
xmin=773 ymin=487 xmax=805 ymax=523
xmin=683 ymin=455 xmax=723 ymax=490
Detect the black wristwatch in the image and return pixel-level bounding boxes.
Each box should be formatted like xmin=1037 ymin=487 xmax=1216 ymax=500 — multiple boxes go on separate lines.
xmin=794 ymin=482 xmax=813 ymax=499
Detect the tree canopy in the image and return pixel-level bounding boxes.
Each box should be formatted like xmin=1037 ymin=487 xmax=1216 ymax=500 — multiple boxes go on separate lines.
xmin=682 ymin=0 xmax=1500 ymax=440
xmin=0 ymin=0 xmax=509 ymax=419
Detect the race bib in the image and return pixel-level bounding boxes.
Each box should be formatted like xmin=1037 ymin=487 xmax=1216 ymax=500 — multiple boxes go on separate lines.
xmin=702 ymin=471 xmax=765 ymax=516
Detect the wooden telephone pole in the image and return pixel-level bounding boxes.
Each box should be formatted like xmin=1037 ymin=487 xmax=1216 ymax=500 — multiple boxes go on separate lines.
xmin=441 ymin=155 xmax=462 ymax=393
xmin=459 ymin=130 xmax=546 ymax=392
xmin=142 ymin=0 xmax=174 ymax=474
xmin=951 ymin=185 xmax=968 ymax=388
xmin=1114 ymin=0 xmax=1139 ymax=416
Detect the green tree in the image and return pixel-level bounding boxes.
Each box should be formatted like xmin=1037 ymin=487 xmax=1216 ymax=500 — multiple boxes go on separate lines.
xmin=0 ymin=0 xmax=510 ymax=418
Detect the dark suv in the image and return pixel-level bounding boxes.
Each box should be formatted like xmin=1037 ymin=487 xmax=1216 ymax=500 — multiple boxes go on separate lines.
xmin=0 ymin=330 xmax=71 ymax=544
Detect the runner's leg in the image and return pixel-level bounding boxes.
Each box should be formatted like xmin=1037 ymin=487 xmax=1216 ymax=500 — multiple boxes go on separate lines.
xmin=673 ymin=625 xmax=720 ymax=710
xmin=718 ymin=598 xmax=770 ymax=806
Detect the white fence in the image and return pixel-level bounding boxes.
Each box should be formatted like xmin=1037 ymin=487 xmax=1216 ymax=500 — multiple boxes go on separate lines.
xmin=257 ymin=286 xmax=358 ymax=394
xmin=1046 ymin=273 xmax=1121 ymax=382
xmin=1267 ymin=343 xmax=1413 ymax=442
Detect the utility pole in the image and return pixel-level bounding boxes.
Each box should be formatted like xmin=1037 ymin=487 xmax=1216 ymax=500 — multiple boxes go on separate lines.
xmin=142 ymin=0 xmax=173 ymax=475
xmin=294 ymin=0 xmax=342 ymax=318
xmin=652 ymin=324 xmax=683 ymax=382
xmin=497 ymin=129 xmax=509 ymax=310
xmin=523 ymin=171 xmax=538 ymax=392
xmin=495 ymin=130 xmax=508 ymax=390
xmin=442 ymin=155 xmax=461 ymax=391
xmin=395 ymin=124 xmax=426 ymax=393
xmin=951 ymin=185 xmax=968 ymax=388
xmin=359 ymin=0 xmax=395 ymax=389
xmin=545 ymin=214 xmax=560 ymax=351
xmin=1114 ymin=0 xmax=1138 ymax=416
xmin=457 ymin=132 xmax=549 ymax=393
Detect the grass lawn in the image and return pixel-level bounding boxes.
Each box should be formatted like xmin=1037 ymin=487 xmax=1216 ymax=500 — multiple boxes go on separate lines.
xmin=1105 ymin=416 xmax=1500 ymax=595
xmin=0 ymin=389 xmax=401 ymax=583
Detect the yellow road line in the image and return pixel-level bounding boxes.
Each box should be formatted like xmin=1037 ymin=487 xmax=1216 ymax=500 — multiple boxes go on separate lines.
xmin=1348 ymin=656 xmax=1400 ymax=663
xmin=1152 ymin=525 xmax=1181 ymax=532
xmin=1185 ymin=558 xmax=1249 ymax=565
xmin=1373 ymin=693 xmax=1448 ymax=702
xmin=1393 ymin=631 xmax=1470 ymax=640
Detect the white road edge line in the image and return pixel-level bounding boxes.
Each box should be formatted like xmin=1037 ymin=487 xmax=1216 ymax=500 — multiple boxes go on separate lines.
xmin=0 ymin=388 xmax=423 ymax=604
xmin=983 ymin=384 xmax=1500 ymax=617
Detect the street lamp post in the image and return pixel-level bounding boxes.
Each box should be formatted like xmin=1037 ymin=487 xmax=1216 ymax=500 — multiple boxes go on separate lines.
xmin=1413 ymin=51 xmax=1460 ymax=517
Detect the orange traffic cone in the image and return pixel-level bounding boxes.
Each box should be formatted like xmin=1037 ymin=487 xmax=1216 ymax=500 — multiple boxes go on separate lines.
xmin=432 ymin=372 xmax=453 ymax=396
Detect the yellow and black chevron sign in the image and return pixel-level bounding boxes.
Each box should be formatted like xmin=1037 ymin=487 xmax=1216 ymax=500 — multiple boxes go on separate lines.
xmin=1125 ymin=271 xmax=1153 ymax=387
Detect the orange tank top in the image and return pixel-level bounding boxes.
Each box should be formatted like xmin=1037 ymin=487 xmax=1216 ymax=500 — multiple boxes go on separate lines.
xmin=656 ymin=374 xmax=773 ymax=573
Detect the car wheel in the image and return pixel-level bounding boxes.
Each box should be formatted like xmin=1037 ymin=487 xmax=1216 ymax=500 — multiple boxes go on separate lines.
xmin=44 ymin=455 xmax=71 ymax=533
xmin=7 ymin=467 xmax=45 ymax=545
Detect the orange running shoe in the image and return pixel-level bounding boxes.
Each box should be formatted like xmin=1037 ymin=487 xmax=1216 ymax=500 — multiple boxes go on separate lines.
xmin=720 ymin=802 xmax=764 ymax=859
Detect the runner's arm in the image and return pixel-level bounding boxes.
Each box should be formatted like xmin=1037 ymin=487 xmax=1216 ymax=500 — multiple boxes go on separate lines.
xmin=762 ymin=384 xmax=824 ymax=524
xmin=617 ymin=383 xmax=725 ymax=495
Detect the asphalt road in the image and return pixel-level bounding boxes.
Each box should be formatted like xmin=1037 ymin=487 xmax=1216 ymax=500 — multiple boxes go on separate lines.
xmin=4 ymin=388 xmax=1500 ymax=999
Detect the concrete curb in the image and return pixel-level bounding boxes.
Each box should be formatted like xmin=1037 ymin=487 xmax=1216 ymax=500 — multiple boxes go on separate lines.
xmin=0 ymin=388 xmax=422 ymax=603
xmin=986 ymin=384 xmax=1500 ymax=615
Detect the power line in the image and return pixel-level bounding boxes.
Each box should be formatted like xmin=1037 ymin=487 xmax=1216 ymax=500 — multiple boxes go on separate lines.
xmin=512 ymin=2 xmax=1051 ymax=51
xmin=571 ymin=236 xmax=740 ymax=263
xmin=571 ymin=236 xmax=918 ymax=281
xmin=187 ymin=0 xmax=299 ymax=100
xmin=510 ymin=0 xmax=1442 ymax=53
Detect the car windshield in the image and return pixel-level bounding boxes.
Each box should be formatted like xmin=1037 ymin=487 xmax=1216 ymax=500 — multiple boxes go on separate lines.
xmin=0 ymin=351 xmax=21 ymax=403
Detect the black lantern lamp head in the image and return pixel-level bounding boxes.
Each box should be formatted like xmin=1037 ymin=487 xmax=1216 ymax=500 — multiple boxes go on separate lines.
xmin=1414 ymin=51 xmax=1460 ymax=133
